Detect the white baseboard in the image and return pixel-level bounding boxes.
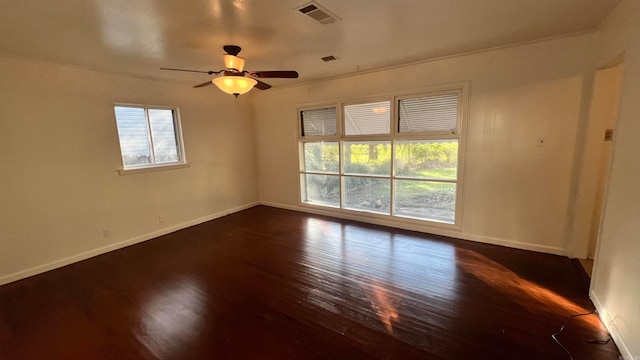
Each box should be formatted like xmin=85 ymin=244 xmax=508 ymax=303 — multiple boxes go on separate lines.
xmin=0 ymin=202 xmax=259 ymax=286
xmin=590 ymin=291 xmax=635 ymax=360
xmin=1 ymin=200 xmax=567 ymax=286
xmin=259 ymin=201 xmax=567 ymax=256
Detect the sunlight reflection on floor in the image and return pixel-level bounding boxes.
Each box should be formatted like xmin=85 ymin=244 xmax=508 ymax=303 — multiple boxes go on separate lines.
xmin=301 ymin=218 xmax=463 ymax=335
xmin=360 ymin=280 xmax=400 ymax=334
xmin=456 ymin=248 xmax=605 ymax=331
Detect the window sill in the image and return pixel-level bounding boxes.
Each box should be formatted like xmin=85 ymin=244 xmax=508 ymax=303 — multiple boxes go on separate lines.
xmin=299 ymin=201 xmax=461 ymax=231
xmin=117 ymin=162 xmax=191 ymax=176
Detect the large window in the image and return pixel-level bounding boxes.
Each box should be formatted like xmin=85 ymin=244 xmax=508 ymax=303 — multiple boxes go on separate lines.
xmin=113 ymin=105 xmax=185 ymax=170
xmin=299 ymin=88 xmax=464 ymax=225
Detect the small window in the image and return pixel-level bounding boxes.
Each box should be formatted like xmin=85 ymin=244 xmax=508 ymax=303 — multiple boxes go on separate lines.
xmin=344 ymin=101 xmax=391 ymax=135
xmin=114 ymin=105 xmax=185 ymax=169
xmin=398 ymin=93 xmax=459 ymax=133
xmin=301 ymin=107 xmax=337 ymax=137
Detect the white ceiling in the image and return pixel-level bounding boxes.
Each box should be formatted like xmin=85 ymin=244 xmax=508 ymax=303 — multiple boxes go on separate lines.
xmin=0 ymin=0 xmax=621 ymax=89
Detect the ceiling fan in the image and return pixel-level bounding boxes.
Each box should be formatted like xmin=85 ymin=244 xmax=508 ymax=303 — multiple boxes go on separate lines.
xmin=161 ymin=45 xmax=299 ymax=96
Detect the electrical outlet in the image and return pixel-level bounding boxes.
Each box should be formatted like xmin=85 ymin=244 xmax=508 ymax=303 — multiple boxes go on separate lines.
xmin=102 ymin=229 xmax=110 ymax=238
xmin=158 ymin=215 xmax=165 ymax=224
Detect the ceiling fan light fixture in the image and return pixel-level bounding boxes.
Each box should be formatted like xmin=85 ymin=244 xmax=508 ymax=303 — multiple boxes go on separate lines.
xmin=161 ymin=45 xmax=297 ymax=93
xmin=212 ymin=76 xmax=257 ymax=95
xmin=223 ymin=54 xmax=245 ymax=71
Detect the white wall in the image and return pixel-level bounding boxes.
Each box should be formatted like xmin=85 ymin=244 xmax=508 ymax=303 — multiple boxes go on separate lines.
xmin=253 ymin=33 xmax=595 ymax=255
xmin=590 ymin=0 xmax=640 ymax=358
xmin=0 ymin=55 xmax=259 ymax=284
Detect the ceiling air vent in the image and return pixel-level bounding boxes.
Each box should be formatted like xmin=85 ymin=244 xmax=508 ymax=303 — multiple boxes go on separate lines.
xmin=321 ymin=55 xmax=337 ymax=62
xmin=297 ymin=2 xmax=341 ymax=25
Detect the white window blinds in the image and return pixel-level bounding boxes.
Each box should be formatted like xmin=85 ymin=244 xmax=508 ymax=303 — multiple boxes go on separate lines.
xmin=148 ymin=109 xmax=179 ymax=163
xmin=344 ymin=101 xmax=390 ymax=135
xmin=398 ymin=93 xmax=459 ymax=133
xmin=301 ymin=107 xmax=337 ymax=137
xmin=114 ymin=106 xmax=152 ymax=166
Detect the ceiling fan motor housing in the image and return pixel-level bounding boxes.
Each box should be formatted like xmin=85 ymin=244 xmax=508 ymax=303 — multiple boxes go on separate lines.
xmin=223 ymin=45 xmax=242 ymax=56
xmin=224 ymin=55 xmax=245 ymax=72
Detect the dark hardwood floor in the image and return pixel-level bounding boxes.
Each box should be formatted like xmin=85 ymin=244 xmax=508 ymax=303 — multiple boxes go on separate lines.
xmin=0 ymin=206 xmax=621 ymax=359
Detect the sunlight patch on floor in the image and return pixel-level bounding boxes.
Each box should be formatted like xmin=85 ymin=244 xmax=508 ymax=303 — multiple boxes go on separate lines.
xmin=457 ymin=249 xmax=605 ymax=331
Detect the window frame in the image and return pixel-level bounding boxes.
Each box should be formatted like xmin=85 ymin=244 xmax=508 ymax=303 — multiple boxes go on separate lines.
xmin=298 ymin=83 xmax=468 ymax=229
xmin=113 ymin=103 xmax=188 ymax=175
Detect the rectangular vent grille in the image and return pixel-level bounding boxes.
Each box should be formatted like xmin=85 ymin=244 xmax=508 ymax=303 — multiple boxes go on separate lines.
xmin=299 ymin=5 xmax=317 ymax=14
xmin=297 ymin=2 xmax=340 ymax=25
xmin=321 ymin=55 xmax=337 ymax=62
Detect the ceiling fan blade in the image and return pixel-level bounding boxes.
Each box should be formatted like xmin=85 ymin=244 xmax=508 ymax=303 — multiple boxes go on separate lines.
xmin=250 ymin=71 xmax=299 ymax=79
xmin=254 ymin=80 xmax=272 ymax=90
xmin=193 ymin=81 xmax=213 ymax=88
xmin=161 ymin=67 xmax=221 ymax=75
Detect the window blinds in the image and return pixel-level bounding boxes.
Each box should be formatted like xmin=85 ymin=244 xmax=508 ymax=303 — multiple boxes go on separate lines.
xmin=148 ymin=109 xmax=179 ymax=163
xmin=301 ymin=107 xmax=337 ymax=136
xmin=398 ymin=93 xmax=459 ymax=133
xmin=343 ymin=101 xmax=390 ymax=135
xmin=114 ymin=106 xmax=152 ymax=163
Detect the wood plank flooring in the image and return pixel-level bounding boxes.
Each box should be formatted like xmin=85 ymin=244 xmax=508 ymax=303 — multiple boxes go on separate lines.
xmin=0 ymin=206 xmax=621 ymax=359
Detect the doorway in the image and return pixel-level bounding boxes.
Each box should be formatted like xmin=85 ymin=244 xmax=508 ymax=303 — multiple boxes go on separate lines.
xmin=577 ymin=61 xmax=624 ymax=277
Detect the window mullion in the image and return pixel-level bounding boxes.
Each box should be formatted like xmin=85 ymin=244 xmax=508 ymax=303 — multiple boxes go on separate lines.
xmin=342 ymin=173 xmax=390 ymax=179
xmin=171 ymin=110 xmax=182 ymax=162
xmin=394 ymin=177 xmax=457 ymax=184
xmin=302 ymin=170 xmax=340 ymax=176
xmin=390 ymin=139 xmax=396 ymax=216
xmin=339 ymin=140 xmax=344 ymax=209
xmin=144 ymin=107 xmax=157 ymax=165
